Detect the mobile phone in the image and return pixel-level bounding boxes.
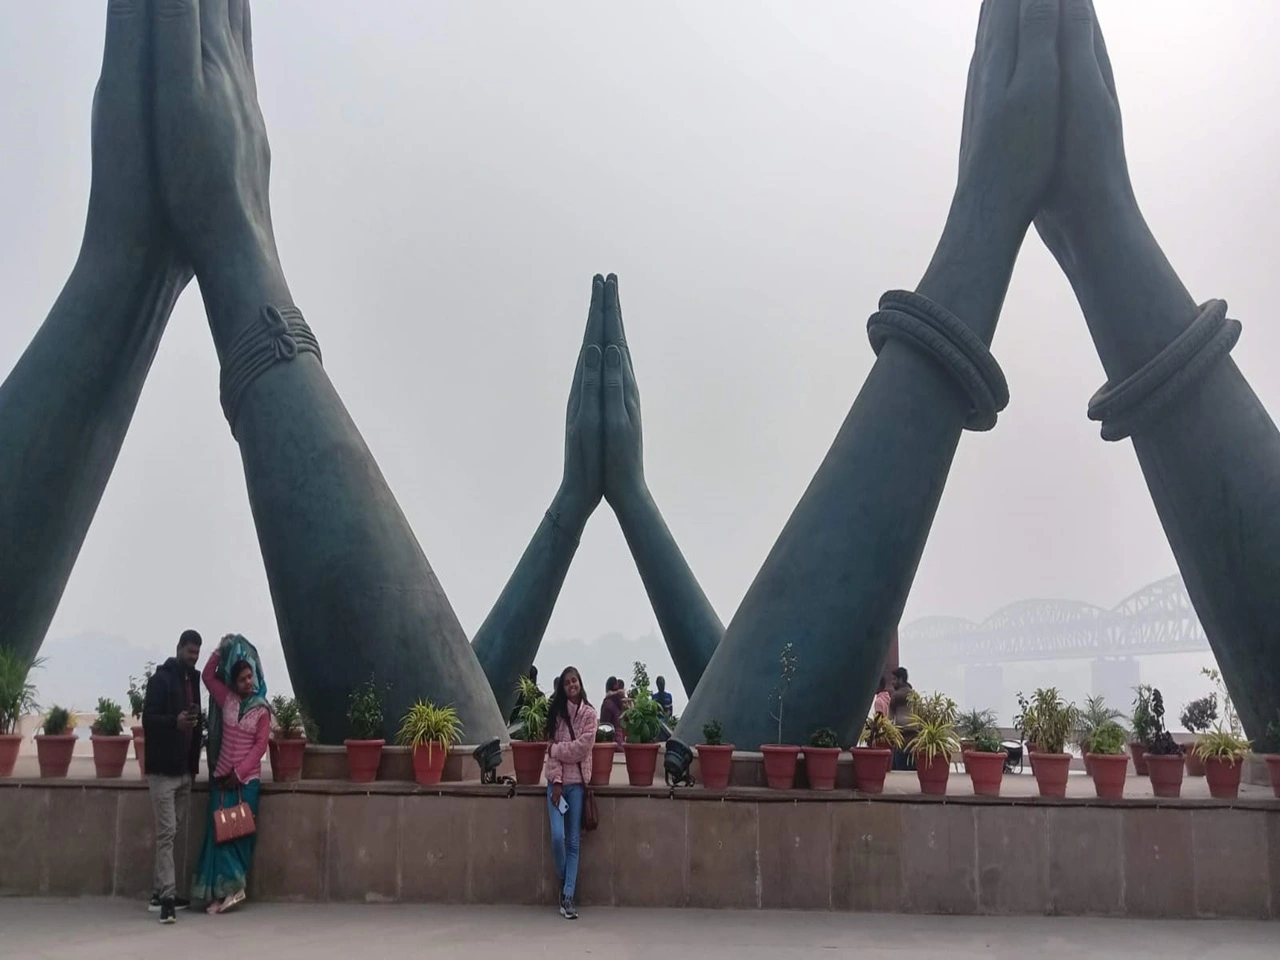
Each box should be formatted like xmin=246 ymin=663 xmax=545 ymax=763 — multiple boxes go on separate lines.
xmin=557 ymin=795 xmax=569 ymax=815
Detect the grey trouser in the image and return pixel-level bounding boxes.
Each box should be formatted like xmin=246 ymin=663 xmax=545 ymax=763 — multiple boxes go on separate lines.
xmin=148 ymin=773 xmax=191 ymax=900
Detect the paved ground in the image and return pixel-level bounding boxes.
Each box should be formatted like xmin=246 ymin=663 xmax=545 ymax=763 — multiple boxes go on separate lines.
xmin=3 ymin=899 xmax=1276 ymax=959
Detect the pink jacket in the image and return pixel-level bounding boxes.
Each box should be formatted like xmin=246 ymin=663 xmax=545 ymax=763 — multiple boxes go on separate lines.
xmin=543 ymin=699 xmax=598 ymax=786
xmin=203 ymin=651 xmax=270 ymax=784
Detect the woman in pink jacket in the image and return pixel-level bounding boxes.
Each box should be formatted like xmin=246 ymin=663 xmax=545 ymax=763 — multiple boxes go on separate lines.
xmin=543 ymin=665 xmax=597 ymax=920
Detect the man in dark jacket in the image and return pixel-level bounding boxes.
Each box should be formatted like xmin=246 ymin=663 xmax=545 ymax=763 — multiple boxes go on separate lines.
xmin=598 ymin=676 xmax=626 ymax=747
xmin=143 ymin=629 xmax=203 ymax=923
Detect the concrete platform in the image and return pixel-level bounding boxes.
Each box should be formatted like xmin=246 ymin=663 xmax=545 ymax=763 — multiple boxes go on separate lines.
xmin=2 ymin=899 xmax=1276 ymax=959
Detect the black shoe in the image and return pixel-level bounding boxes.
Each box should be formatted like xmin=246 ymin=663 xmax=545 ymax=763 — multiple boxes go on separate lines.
xmin=149 ymin=895 xmax=189 ymax=911
xmin=562 ymin=897 xmax=578 ymax=920
xmin=159 ymin=899 xmax=176 ymax=924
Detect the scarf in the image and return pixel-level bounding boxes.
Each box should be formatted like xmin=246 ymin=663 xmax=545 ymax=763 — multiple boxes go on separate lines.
xmin=206 ymin=634 xmax=271 ymax=777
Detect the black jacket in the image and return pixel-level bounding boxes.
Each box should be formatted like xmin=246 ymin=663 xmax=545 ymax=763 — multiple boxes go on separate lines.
xmin=142 ymin=657 xmax=203 ymax=777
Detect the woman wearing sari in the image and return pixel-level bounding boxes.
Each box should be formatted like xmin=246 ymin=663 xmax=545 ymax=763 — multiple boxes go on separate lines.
xmin=191 ymin=634 xmax=271 ymax=914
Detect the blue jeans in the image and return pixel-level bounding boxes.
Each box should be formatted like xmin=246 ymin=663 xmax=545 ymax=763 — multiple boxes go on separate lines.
xmin=547 ymin=783 xmax=584 ymax=899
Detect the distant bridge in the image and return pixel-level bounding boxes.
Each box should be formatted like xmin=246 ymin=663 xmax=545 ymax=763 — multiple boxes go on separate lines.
xmin=900 ymin=575 xmax=1210 ymax=664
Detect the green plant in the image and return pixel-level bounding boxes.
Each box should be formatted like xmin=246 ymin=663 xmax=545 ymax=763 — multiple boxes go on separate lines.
xmin=906 ymin=719 xmax=960 ymax=764
xmin=92 ymin=697 xmax=125 ymax=737
xmin=701 ymin=719 xmax=724 ymax=746
xmin=1084 ymin=720 xmax=1128 ymax=756
xmin=972 ymin=732 xmax=1003 ymax=754
xmin=346 ymin=677 xmax=387 ymax=741
xmin=809 ymin=726 xmax=839 ymax=749
xmin=0 ymin=650 xmax=43 ymax=735
xmin=1179 ymin=694 xmax=1217 ymax=735
xmin=1130 ymin=685 xmax=1157 ymax=745
xmin=958 ymin=707 xmax=997 ymax=740
xmin=513 ymin=675 xmax=548 ymax=741
xmin=1199 ymin=668 xmax=1241 ymax=735
xmin=631 ymin=661 xmax=650 ymax=693
xmin=1020 ymin=688 xmax=1078 ymax=754
xmin=1075 ymin=694 xmax=1126 ymax=751
xmin=126 ymin=662 xmax=154 ymax=719
xmin=861 ymin=714 xmax=904 ymax=750
xmin=1192 ymin=726 xmax=1250 ymax=763
xmin=42 ymin=705 xmax=75 ymax=737
xmin=396 ymin=699 xmax=463 ymax=762
xmin=271 ymin=694 xmax=311 ymax=740
xmin=908 ymin=691 xmax=959 ymax=728
xmin=766 ymin=642 xmax=797 ymax=744
xmin=620 ymin=690 xmax=665 ymax=745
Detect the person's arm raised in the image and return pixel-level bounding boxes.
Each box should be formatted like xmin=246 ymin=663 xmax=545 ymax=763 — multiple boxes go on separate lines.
xmin=677 ymin=0 xmax=1062 ymax=749
xmin=0 ymin=3 xmax=190 ymax=667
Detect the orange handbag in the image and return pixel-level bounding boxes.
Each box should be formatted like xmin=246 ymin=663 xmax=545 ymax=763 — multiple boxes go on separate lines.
xmin=213 ymin=786 xmax=256 ymax=844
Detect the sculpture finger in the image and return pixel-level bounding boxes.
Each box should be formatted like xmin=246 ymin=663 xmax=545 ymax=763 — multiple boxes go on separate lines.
xmin=582 ymin=273 xmax=606 ymax=349
xmin=1088 ymin=1 xmax=1117 ymax=101
xmin=1061 ymin=0 xmax=1105 ymax=95
xmin=984 ymin=0 xmax=1020 ymax=83
xmin=153 ymin=0 xmax=202 ymax=90
xmin=603 ymin=273 xmax=627 ymax=351
xmin=200 ymin=0 xmax=232 ymax=57
xmin=1012 ymin=0 xmax=1059 ymax=92
xmin=228 ymin=0 xmax=244 ymax=41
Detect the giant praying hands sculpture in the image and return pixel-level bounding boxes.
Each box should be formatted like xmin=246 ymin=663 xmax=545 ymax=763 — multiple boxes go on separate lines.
xmin=2 ymin=0 xmax=1278 ymax=752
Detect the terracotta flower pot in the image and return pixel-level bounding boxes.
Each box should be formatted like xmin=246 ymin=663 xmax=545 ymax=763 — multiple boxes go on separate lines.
xmin=270 ymin=738 xmax=306 ymax=782
xmin=35 ymin=734 xmax=77 ymax=779
xmin=1088 ymin=753 xmax=1129 ymax=799
xmin=964 ymin=750 xmax=1007 ymax=797
xmin=1129 ymin=741 xmax=1149 ymax=776
xmin=1145 ymin=752 xmax=1185 ymax=798
xmin=623 ymin=742 xmax=662 ymax=786
xmin=1182 ymin=743 xmax=1205 ymax=777
xmin=343 ymin=739 xmax=385 ymax=783
xmin=1202 ymin=755 xmax=1243 ymax=799
xmin=1082 ymin=753 xmax=1094 ymax=777
xmin=1026 ymin=742 xmax=1039 ymax=774
xmin=510 ymin=740 xmax=548 ymax=785
xmin=90 ymin=734 xmax=131 ymax=779
xmin=131 ymin=726 xmax=146 ymax=777
xmin=760 ymin=744 xmax=801 ymax=790
xmin=802 ymin=746 xmax=841 ymax=791
xmin=1030 ymin=752 xmax=1071 ymax=798
xmin=851 ymin=747 xmax=892 ymax=794
xmin=914 ymin=752 xmax=951 ymax=795
xmin=696 ymin=744 xmax=735 ymax=791
xmin=1266 ymin=755 xmax=1280 ymax=799
xmin=411 ymin=742 xmax=449 ymax=785
xmin=590 ymin=742 xmax=617 ymax=786
xmin=0 ymin=733 xmax=21 ymax=778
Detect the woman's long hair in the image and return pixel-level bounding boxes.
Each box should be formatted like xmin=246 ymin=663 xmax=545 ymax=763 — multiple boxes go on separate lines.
xmin=546 ymin=666 xmax=591 ymax=741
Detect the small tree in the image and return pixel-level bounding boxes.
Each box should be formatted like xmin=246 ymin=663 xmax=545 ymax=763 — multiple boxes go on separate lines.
xmin=767 ymin=642 xmax=797 ymax=745
xmin=92 ymin=698 xmax=126 ymax=737
xmin=347 ymin=677 xmax=388 ymax=741
xmin=1179 ymin=694 xmax=1217 ymax=735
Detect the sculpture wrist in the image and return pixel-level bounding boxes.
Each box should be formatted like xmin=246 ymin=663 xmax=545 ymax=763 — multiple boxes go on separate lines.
xmin=608 ymin=482 xmax=656 ymax=532
xmin=548 ymin=486 xmax=591 ymax=542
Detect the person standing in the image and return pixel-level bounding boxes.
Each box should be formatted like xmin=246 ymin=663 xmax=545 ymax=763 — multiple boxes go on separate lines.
xmin=654 ymin=676 xmax=674 ymax=717
xmin=191 ymin=635 xmax=272 ymax=915
xmin=598 ymin=676 xmax=626 ymax=747
xmin=889 ymin=667 xmax=915 ymax=771
xmin=873 ymin=675 xmax=892 ymax=717
xmin=544 ymin=666 xmax=597 ymax=920
xmin=143 ymin=629 xmax=203 ymax=924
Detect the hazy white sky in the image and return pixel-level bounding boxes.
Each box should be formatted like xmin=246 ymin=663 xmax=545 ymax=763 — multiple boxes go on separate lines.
xmin=2 ymin=1 xmax=1277 ymax=702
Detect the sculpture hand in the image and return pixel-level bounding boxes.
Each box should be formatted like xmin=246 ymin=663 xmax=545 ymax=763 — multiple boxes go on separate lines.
xmin=82 ymin=0 xmax=182 ymax=269
xmin=601 ymin=275 xmax=646 ymax=509
xmin=1033 ymin=0 xmax=1131 ymax=261
xmin=560 ymin=275 xmax=606 ymax=518
xmin=151 ymin=1 xmax=273 ymax=300
xmin=953 ymin=0 xmax=1060 ymax=240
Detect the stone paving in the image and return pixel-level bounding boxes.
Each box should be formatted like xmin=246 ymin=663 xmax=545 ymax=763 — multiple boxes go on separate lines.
xmin=2 ymin=899 xmax=1276 ymax=959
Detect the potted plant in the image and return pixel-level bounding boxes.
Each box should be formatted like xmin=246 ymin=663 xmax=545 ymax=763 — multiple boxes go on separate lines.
xmin=126 ymin=663 xmax=153 ymax=776
xmin=620 ymin=662 xmax=665 ymax=786
xmin=36 ymin=705 xmax=77 ymax=778
xmin=853 ymin=714 xmax=902 ymax=794
xmin=590 ymin=725 xmax=617 ymax=786
xmin=965 ymin=731 xmax=1008 ymax=797
xmin=1084 ymin=720 xmax=1129 ymax=799
xmin=268 ymin=694 xmax=312 ymax=782
xmin=803 ymin=726 xmax=841 ymax=791
xmin=344 ymin=677 xmax=386 ymax=783
xmin=696 ymin=719 xmax=735 ymax=791
xmin=0 ymin=651 xmax=41 ymax=778
xmin=1129 ymin=685 xmax=1157 ymax=776
xmin=958 ymin=708 xmax=997 ymax=755
xmin=1142 ymin=688 xmax=1185 ymax=798
xmin=905 ymin=691 xmax=960 ymax=796
xmin=1076 ymin=694 xmax=1124 ymax=777
xmin=1192 ymin=726 xmax=1250 ymax=800
xmin=90 ymin=697 xmax=131 ymax=778
xmin=1023 ymin=687 xmax=1078 ymax=798
xmin=760 ymin=643 xmax=801 ymax=789
xmin=397 ymin=699 xmax=463 ymax=785
xmin=510 ymin=675 xmax=549 ymax=785
xmin=1178 ymin=694 xmax=1217 ymax=777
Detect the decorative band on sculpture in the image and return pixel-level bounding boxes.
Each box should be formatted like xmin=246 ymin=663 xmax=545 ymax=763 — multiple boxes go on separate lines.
xmin=867 ymin=290 xmax=1009 ymax=431
xmin=1087 ymin=299 xmax=1240 ymax=442
xmin=220 ymin=304 xmax=323 ymax=437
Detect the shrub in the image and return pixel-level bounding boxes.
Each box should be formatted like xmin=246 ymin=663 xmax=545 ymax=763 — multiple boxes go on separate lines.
xmin=92 ymin=697 xmax=125 ymax=737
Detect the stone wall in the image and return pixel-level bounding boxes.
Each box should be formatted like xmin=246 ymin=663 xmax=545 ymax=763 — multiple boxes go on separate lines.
xmin=1 ymin=781 xmax=1277 ymax=919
